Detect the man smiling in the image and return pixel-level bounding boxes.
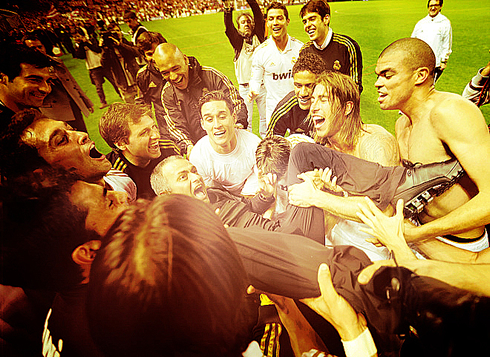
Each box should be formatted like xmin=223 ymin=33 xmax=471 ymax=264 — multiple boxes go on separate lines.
xmin=299 ymin=0 xmax=363 ymax=93
xmin=99 ymin=103 xmax=176 ymax=199
xmin=189 ymin=90 xmax=261 ymax=196
xmin=153 ymin=43 xmax=248 ymax=156
xmin=266 ymin=51 xmax=327 ymax=138
xmin=411 ymin=0 xmax=452 ymax=82
xmin=0 ymin=43 xmax=55 ymax=133
xmin=248 ymin=2 xmax=303 ymax=133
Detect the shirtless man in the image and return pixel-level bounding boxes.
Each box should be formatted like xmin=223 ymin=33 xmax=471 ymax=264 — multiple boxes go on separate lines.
xmin=289 ymin=37 xmax=489 ymax=253
xmin=378 ymin=38 xmax=490 ymax=251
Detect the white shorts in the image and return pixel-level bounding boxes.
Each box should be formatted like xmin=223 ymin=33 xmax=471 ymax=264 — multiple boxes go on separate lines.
xmin=436 ymin=229 xmax=489 ymax=253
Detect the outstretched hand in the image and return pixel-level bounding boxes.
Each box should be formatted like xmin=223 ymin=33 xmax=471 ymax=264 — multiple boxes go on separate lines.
xmin=301 ymin=264 xmax=366 ymax=341
xmin=357 ymin=197 xmax=416 ymax=261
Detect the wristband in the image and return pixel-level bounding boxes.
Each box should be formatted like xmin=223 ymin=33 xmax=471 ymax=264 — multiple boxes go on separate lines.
xmin=341 ymin=327 xmax=377 ymax=357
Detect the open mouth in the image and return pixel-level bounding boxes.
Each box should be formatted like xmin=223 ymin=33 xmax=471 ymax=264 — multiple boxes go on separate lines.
xmin=148 ymin=142 xmax=161 ymax=154
xmin=378 ymin=92 xmax=387 ymax=102
xmin=312 ymin=115 xmax=325 ymax=128
xmin=214 ymin=130 xmax=226 ymax=138
xmin=307 ymin=29 xmax=315 ymax=37
xmin=31 ymin=93 xmax=46 ymax=102
xmin=89 ymin=146 xmax=104 ymax=159
xmin=193 ymin=184 xmax=207 ymax=200
xmin=172 ymin=76 xmax=184 ymax=87
xmin=298 ymin=97 xmax=311 ymax=106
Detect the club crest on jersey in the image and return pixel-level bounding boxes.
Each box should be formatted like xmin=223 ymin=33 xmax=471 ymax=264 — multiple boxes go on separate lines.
xmin=333 ymin=60 xmax=341 ymax=71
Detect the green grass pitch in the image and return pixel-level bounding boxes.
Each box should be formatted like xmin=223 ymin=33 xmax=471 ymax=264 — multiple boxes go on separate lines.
xmin=60 ymin=0 xmax=490 ymax=154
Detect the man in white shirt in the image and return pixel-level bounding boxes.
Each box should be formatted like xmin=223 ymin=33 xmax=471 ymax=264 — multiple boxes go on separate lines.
xmin=248 ymin=1 xmax=303 ymax=137
xmin=190 ymin=90 xmax=261 ymax=196
xmin=411 ymin=0 xmax=452 ymax=82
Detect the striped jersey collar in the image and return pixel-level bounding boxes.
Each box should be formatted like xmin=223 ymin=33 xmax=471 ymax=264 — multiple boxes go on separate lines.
xmin=312 ymin=27 xmax=333 ymax=51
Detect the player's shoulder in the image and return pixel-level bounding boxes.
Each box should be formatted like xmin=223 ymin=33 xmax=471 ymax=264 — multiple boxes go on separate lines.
xmin=299 ymin=41 xmax=316 ymax=54
xmin=289 ymin=36 xmax=303 ymax=45
xmin=161 ymin=80 xmax=173 ymax=94
xmin=395 ymin=113 xmax=411 ymax=131
xmin=364 ymin=123 xmax=394 ymax=137
xmin=332 ymin=32 xmax=360 ymax=48
xmin=255 ymin=38 xmax=271 ymax=52
xmin=238 ymin=128 xmax=261 ymax=144
xmin=433 ymin=91 xmax=473 ymax=111
xmin=430 ymin=91 xmax=484 ymax=128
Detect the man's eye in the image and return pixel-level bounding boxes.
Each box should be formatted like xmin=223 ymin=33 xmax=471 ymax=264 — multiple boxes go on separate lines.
xmin=56 ymin=135 xmax=68 ymax=146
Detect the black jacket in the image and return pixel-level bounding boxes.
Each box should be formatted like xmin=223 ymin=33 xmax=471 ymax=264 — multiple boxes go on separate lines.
xmin=161 ymin=56 xmax=248 ymax=153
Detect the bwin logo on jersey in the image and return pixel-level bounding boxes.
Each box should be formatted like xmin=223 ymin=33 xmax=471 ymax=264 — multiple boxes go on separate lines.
xmin=272 ymin=69 xmax=293 ymax=80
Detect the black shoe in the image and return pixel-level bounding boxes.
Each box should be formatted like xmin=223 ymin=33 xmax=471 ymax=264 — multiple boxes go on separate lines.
xmin=393 ymin=158 xmax=465 ymax=218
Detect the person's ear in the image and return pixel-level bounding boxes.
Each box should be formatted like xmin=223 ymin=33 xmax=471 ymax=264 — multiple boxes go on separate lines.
xmin=344 ymin=101 xmax=354 ymax=116
xmin=72 ymin=240 xmax=102 ymax=266
xmin=0 ymin=73 xmax=8 ymax=85
xmin=323 ymin=14 xmax=331 ymax=26
xmin=114 ymin=140 xmax=128 ymax=152
xmin=414 ymin=67 xmax=430 ymax=85
xmin=32 ymin=167 xmax=60 ymax=189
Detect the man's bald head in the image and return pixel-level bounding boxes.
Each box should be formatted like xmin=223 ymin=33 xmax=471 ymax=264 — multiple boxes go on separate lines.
xmin=153 ymin=43 xmax=190 ymax=90
xmin=379 ymin=38 xmax=436 ymax=77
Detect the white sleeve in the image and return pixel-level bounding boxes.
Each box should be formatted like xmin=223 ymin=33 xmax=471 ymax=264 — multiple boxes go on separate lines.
xmin=441 ymin=21 xmax=452 ymax=62
xmin=462 ymin=68 xmax=489 ymax=103
xmin=341 ymin=327 xmax=377 ymax=357
xmin=104 ymin=169 xmax=137 ymax=202
xmin=411 ymin=21 xmax=421 ymax=38
xmin=249 ymin=47 xmax=265 ymax=93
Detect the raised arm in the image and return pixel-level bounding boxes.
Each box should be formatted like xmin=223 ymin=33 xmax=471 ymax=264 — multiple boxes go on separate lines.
xmin=248 ymin=0 xmax=265 ymax=42
xmin=223 ymin=1 xmax=243 ymax=52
